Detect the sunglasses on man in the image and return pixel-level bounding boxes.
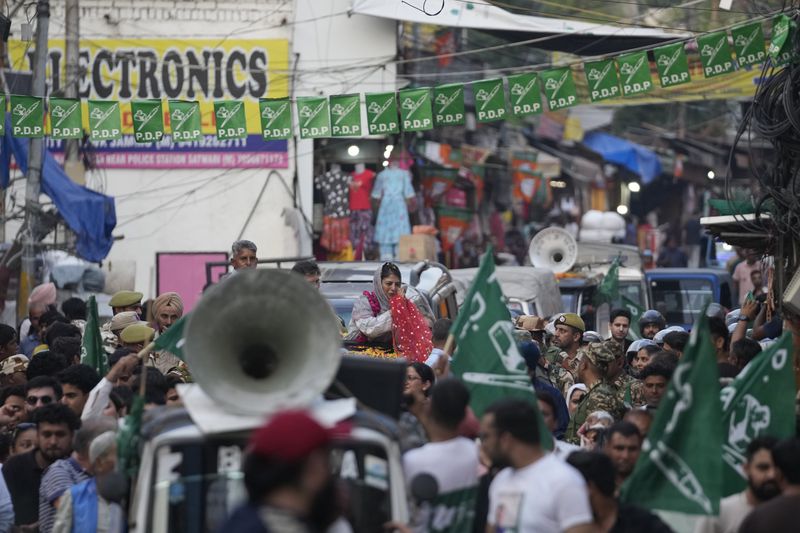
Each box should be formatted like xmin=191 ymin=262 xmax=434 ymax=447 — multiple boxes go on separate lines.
xmin=26 ymin=395 xmax=53 ymax=406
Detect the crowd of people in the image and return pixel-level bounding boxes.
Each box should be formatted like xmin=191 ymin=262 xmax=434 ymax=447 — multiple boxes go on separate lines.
xmin=0 ymin=233 xmax=797 ymax=533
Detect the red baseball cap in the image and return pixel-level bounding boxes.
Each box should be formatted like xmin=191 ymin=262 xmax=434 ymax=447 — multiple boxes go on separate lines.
xmin=249 ymin=410 xmax=343 ymax=462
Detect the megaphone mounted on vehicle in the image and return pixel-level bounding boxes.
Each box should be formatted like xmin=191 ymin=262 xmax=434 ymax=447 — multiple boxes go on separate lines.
xmin=183 ymin=269 xmax=343 ymax=417
xmin=528 ymin=227 xmax=578 ymax=274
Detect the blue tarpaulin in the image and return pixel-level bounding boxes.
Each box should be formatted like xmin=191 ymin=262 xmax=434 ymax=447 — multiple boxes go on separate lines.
xmin=1 ymin=119 xmax=116 ymax=262
xmin=582 ymin=131 xmax=662 ymax=185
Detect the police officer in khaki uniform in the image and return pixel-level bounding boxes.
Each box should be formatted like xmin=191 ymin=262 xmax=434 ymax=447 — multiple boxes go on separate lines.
xmin=566 ymin=340 xmax=625 ymax=443
xmin=102 ymin=291 xmax=144 ymax=354
xmin=551 ymin=313 xmax=585 ymax=395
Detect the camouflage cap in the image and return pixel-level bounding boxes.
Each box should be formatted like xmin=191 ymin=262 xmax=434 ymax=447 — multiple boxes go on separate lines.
xmin=0 ymin=355 xmax=29 ymax=375
xmin=556 ymin=313 xmax=585 ymax=332
xmin=516 ymin=315 xmax=547 ymax=332
xmin=110 ymin=311 xmax=142 ymax=333
xmin=513 ymin=328 xmax=533 ymax=343
xmin=109 ymin=290 xmax=143 ymax=308
xmin=583 ymin=341 xmax=616 ymax=369
xmin=120 ymin=323 xmax=155 ymax=344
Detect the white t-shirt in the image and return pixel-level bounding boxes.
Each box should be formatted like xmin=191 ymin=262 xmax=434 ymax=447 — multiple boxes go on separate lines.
xmin=488 ymin=453 xmax=594 ymax=533
xmin=403 ymin=437 xmax=479 ymax=532
xmin=693 ymin=491 xmax=753 ymax=533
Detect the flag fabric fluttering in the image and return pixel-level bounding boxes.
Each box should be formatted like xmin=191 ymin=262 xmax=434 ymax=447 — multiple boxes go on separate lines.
xmin=594 ymin=255 xmax=621 ymax=306
xmin=621 ymin=295 xmax=644 ymax=340
xmin=80 ymin=295 xmax=108 ymax=375
xmin=621 ymin=311 xmax=722 ymax=515
xmin=152 ymin=314 xmax=189 ymax=360
xmin=450 ymin=247 xmax=553 ymax=450
xmin=720 ymin=333 xmax=796 ymax=496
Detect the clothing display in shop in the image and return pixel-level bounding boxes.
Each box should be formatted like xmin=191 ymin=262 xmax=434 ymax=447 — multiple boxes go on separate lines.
xmin=371 ymin=166 xmax=415 ymax=259
xmin=316 ymin=166 xmax=351 ymax=252
xmin=350 ymin=165 xmax=376 ymax=259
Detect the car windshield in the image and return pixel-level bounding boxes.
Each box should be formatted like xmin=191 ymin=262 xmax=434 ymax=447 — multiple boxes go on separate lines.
xmin=330 ymin=298 xmax=357 ymax=326
xmin=148 ymin=437 xmax=392 ymax=533
xmin=650 ymin=277 xmax=714 ymax=326
xmin=611 ymin=281 xmax=644 ymax=309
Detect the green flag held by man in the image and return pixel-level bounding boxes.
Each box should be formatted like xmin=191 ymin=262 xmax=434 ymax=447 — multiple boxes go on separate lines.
xmin=621 ymin=311 xmax=723 ymax=515
xmin=81 ymin=296 xmax=108 ymax=375
xmin=450 ymin=247 xmax=552 ymax=450
xmin=720 ymin=332 xmax=796 ymax=496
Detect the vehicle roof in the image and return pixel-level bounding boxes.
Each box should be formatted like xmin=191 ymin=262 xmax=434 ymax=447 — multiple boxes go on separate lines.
xmin=320 ymin=282 xmax=370 ymax=300
xmin=576 ymin=242 xmax=643 ymax=270
xmin=557 ymin=276 xmax=600 ymax=288
xmin=450 ymin=266 xmax=562 ymax=317
xmin=645 ymin=268 xmax=731 ymax=279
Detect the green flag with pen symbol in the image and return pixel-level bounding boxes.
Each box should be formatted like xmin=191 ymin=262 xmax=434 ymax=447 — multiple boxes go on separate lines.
xmin=88 ymin=100 xmax=122 ymax=141
xmin=49 ymin=97 xmax=82 ymax=140
xmin=131 ymin=100 xmax=164 ymax=143
xmin=259 ymin=98 xmax=292 ymax=140
xmin=365 ymin=92 xmax=399 ymax=135
xmin=540 ymin=67 xmax=578 ymax=111
xmin=472 ymin=78 xmax=506 ymax=122
xmin=653 ymin=43 xmax=692 ymax=88
xmin=621 ymin=311 xmax=722 ymax=515
xmin=698 ymin=31 xmax=736 ymax=78
xmin=450 ymin=247 xmax=553 ymax=451
xmin=584 ymin=59 xmax=621 ymax=102
xmin=732 ymin=22 xmax=766 ymax=67
xmin=11 ymin=95 xmax=44 ymax=138
xmin=616 ymin=51 xmax=654 ymax=96
xmin=398 ymin=87 xmax=433 ymax=132
xmin=297 ymin=96 xmax=331 ymax=139
xmin=329 ymin=93 xmax=362 ymax=137
xmin=433 ymin=83 xmax=466 ymax=126
xmin=507 ymin=72 xmax=542 ymax=117
xmin=214 ymin=100 xmax=247 ymax=140
xmin=168 ymin=100 xmax=202 ymax=142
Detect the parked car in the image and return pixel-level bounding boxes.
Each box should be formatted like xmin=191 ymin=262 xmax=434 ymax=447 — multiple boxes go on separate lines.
xmin=319 ymin=261 xmax=459 ymax=327
xmin=645 ymin=268 xmax=734 ymax=330
xmin=450 ymin=266 xmax=562 ymax=319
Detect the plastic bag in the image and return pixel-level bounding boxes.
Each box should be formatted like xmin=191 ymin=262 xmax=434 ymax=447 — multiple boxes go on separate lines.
xmin=390 ymin=295 xmax=433 ymax=363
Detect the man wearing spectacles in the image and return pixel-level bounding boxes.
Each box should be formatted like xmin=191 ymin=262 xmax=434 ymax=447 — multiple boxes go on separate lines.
xmin=2 ymin=403 xmax=80 ymax=529
xmin=24 ymin=376 xmax=63 ymax=416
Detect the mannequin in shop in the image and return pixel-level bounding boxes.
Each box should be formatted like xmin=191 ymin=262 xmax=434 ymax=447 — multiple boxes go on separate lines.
xmin=315 ymin=164 xmax=352 ymax=254
xmin=349 ymin=163 xmax=376 ymax=260
xmin=371 ymin=158 xmax=415 ymax=260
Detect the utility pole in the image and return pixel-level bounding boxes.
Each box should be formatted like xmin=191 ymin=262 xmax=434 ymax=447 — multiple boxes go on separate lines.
xmin=63 ymin=0 xmax=83 ymax=183
xmin=17 ymin=0 xmax=49 ymax=322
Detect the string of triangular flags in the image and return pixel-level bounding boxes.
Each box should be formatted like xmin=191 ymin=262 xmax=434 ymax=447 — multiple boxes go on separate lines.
xmin=2 ymin=14 xmax=796 ymax=143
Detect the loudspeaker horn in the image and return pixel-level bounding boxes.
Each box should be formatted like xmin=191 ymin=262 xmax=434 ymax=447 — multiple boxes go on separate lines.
xmin=183 ymin=269 xmax=342 ymax=416
xmin=528 ymin=227 xmax=578 ymax=274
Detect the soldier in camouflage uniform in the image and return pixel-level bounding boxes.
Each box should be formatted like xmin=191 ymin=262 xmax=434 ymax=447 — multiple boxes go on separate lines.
xmin=565 ymin=341 xmax=626 ymax=444
xmin=604 ymin=338 xmax=646 ymax=409
xmin=550 ymin=313 xmax=585 ymax=395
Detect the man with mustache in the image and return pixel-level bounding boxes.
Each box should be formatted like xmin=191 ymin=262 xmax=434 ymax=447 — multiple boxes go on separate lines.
xmin=694 ymin=436 xmax=780 ymax=533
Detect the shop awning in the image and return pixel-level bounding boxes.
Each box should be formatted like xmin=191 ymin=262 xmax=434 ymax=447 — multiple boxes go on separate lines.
xmin=582 ymin=132 xmax=662 ymax=184
xmin=351 ymin=0 xmax=687 ymax=55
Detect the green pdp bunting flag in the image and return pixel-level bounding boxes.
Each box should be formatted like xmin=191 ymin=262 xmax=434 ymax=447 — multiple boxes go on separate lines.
xmin=450 ymin=248 xmax=553 ymax=451
xmin=507 ymin=72 xmax=542 ymax=117
xmin=653 ymin=43 xmax=691 ymax=88
xmin=720 ymin=333 xmax=796 ymax=496
xmin=472 ymin=78 xmax=506 ymax=122
xmin=398 ymin=87 xmax=433 ymax=132
xmin=365 ymin=92 xmax=399 ymax=135
xmin=49 ymin=98 xmax=82 ymax=140
xmin=329 ymin=93 xmax=362 ymax=137
xmin=168 ymin=101 xmax=202 ymax=142
xmin=621 ymin=311 xmax=722 ymax=515
xmin=214 ymin=100 xmax=247 ymax=140
xmin=616 ymin=51 xmax=654 ymax=96
xmin=131 ymin=100 xmax=164 ymax=143
xmin=540 ymin=67 xmax=578 ymax=111
xmin=259 ymin=98 xmax=292 ymax=140
xmin=433 ymin=83 xmax=466 ymax=126
xmin=296 ymin=96 xmax=331 ymax=139
xmin=769 ymin=14 xmax=794 ymax=60
xmin=11 ymin=95 xmax=44 ymax=138
xmin=584 ymin=59 xmax=621 ymax=102
xmin=88 ymin=100 xmax=121 ymax=141
xmin=698 ymin=31 xmax=736 ymax=78
xmin=732 ymin=22 xmax=766 ymax=67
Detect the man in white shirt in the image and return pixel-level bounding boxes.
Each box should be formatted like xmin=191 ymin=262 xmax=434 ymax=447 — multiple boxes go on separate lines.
xmin=403 ymin=378 xmax=478 ymax=532
xmin=694 ymin=436 xmax=780 ymax=533
xmin=425 ymin=319 xmax=452 ymax=373
xmin=480 ymin=398 xmax=595 ymax=533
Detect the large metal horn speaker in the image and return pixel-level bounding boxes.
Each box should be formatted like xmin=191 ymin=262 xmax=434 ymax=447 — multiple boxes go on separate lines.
xmin=528 ymin=227 xmax=578 ymax=274
xmin=183 ymin=269 xmax=342 ymax=416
